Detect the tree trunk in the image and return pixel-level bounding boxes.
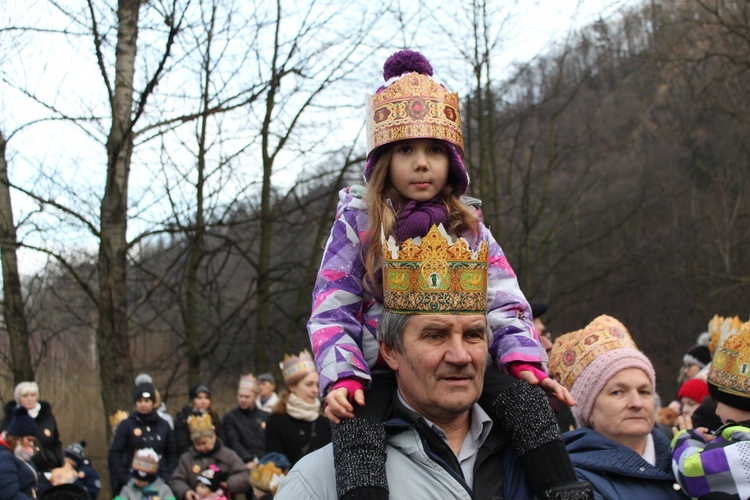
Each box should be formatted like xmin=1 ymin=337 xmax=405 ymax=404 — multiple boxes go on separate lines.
xmin=97 ymin=0 xmax=139 ymax=435
xmin=0 ymin=129 xmax=34 ymax=384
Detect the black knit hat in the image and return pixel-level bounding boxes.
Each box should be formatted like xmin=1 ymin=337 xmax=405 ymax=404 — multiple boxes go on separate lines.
xmin=708 ymin=381 xmax=750 ymax=412
xmin=7 ymin=406 xmax=39 ymax=437
xmin=529 ymin=301 xmax=548 ymax=319
xmin=684 ymin=345 xmax=711 ymax=368
xmin=189 ymin=383 xmax=211 ymax=400
xmin=65 ymin=441 xmax=87 ymax=465
xmin=134 ymin=382 xmax=156 ymax=402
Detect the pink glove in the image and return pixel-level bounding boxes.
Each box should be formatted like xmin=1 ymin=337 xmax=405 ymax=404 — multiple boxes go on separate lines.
xmin=329 ymin=378 xmax=365 ymax=405
xmin=507 ymin=362 xmax=549 ymax=383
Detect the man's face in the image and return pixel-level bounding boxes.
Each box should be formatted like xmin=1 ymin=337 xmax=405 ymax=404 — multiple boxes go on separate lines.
xmin=237 ymin=387 xmax=256 ymax=410
xmin=259 ymin=380 xmax=275 ymax=399
xmin=380 ymin=314 xmax=487 ymax=425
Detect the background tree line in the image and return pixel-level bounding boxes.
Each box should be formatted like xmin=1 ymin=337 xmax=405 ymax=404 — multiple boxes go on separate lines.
xmin=1 ymin=0 xmax=748 ymax=489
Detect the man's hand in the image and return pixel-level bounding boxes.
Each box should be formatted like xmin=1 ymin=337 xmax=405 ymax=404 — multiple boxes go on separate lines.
xmin=673 ymin=415 xmax=714 ymax=442
xmin=324 ymin=387 xmax=365 ymax=424
xmin=185 ymin=490 xmax=197 ymax=500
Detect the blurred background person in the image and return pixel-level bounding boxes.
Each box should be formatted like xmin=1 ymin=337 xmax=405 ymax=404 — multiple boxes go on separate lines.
xmin=223 ymin=373 xmax=269 ymax=468
xmin=0 ymin=406 xmax=40 ymax=499
xmin=256 ymin=374 xmax=279 ymax=414
xmin=174 ymin=383 xmax=225 ymax=455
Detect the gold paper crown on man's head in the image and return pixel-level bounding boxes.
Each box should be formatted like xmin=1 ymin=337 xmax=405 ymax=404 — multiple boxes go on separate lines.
xmin=708 ymin=315 xmax=743 ymax=355
xmin=708 ymin=318 xmax=750 ymax=399
xmin=381 ymin=224 xmax=488 ymax=314
xmin=366 ymin=72 xmax=463 ymax=156
xmin=187 ymin=412 xmax=214 ymax=438
xmin=280 ymin=350 xmax=316 ymax=385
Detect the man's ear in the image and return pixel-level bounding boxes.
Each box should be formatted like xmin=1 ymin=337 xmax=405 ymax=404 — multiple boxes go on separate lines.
xmin=378 ymin=341 xmax=399 ymax=372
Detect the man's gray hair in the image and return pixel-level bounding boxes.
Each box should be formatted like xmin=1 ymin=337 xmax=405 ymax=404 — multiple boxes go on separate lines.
xmin=377 ymin=310 xmax=410 ymax=353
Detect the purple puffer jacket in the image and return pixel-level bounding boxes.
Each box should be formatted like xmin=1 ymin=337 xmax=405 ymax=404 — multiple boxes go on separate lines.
xmin=308 ymin=186 xmax=545 ymax=396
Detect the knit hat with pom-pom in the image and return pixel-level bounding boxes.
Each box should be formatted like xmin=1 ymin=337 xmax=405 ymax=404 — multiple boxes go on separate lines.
xmin=364 ymin=50 xmax=468 ymax=196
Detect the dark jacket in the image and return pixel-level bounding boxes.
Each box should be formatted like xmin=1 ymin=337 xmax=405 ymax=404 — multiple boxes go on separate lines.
xmin=0 ymin=438 xmax=38 ymax=500
xmin=2 ymin=400 xmax=63 ymax=472
xmin=264 ymin=411 xmax=331 ymax=467
xmin=223 ymin=406 xmax=269 ymax=462
xmin=173 ymin=405 xmax=225 ymax=456
xmin=564 ymin=427 xmax=686 ymax=499
xmin=70 ymin=458 xmax=102 ymax=499
xmin=169 ymin=438 xmax=249 ymax=499
xmin=107 ymin=410 xmax=177 ymax=494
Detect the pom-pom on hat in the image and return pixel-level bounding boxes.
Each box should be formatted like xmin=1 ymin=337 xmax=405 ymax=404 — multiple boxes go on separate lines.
xmin=364 ymin=50 xmax=469 ymax=196
xmin=707 ymin=319 xmax=750 ymax=412
xmin=683 ymin=344 xmax=711 ymax=369
xmin=678 ymin=378 xmax=710 ymax=404
xmin=280 ymin=350 xmax=316 ymax=386
xmin=131 ymin=448 xmax=159 ymax=481
xmin=548 ymin=315 xmax=655 ymax=427
xmin=7 ymin=406 xmax=39 ymax=437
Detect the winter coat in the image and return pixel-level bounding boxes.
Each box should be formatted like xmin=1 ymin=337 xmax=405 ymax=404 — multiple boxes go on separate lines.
xmin=168 ymin=439 xmax=249 ymax=499
xmin=222 ymin=406 xmax=269 ymax=462
xmin=2 ymin=400 xmax=63 ymax=472
xmin=308 ymin=186 xmax=542 ymax=396
xmin=108 ymin=410 xmax=177 ymax=495
xmin=276 ymin=394 xmax=533 ymax=499
xmin=70 ymin=458 xmax=102 ymax=499
xmin=564 ymin=427 xmax=686 ymax=500
xmin=0 ymin=438 xmax=38 ymax=500
xmin=114 ymin=477 xmax=176 ymax=500
xmin=264 ymin=411 xmax=332 ymax=467
xmin=173 ymin=405 xmax=225 ymax=456
xmin=671 ymin=419 xmax=750 ymax=499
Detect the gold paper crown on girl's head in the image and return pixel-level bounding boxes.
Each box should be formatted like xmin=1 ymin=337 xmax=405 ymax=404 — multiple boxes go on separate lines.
xmin=381 ymin=224 xmax=488 ymax=314
xmin=280 ymin=350 xmax=316 ymax=385
xmin=109 ymin=410 xmax=128 ymax=430
xmin=366 ymin=72 xmax=463 ymax=156
xmin=187 ymin=412 xmax=214 ymax=438
xmin=708 ymin=319 xmax=750 ymax=399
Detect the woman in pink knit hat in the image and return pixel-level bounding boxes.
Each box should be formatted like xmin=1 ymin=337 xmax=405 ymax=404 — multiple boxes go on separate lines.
xmin=549 ymin=315 xmax=687 ymax=499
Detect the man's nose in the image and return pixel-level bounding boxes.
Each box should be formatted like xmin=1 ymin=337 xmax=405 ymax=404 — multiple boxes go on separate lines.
xmin=444 ymin=336 xmax=472 ymax=365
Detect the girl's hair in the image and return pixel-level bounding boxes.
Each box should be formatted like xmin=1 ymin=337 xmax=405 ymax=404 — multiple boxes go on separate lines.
xmin=362 ymin=144 xmax=479 ymax=293
xmin=14 ymin=382 xmax=39 ymax=405
xmin=272 ymin=389 xmax=290 ymax=415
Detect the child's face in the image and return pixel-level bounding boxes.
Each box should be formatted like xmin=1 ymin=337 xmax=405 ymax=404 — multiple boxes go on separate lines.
xmin=193 ymin=433 xmax=217 ymax=454
xmin=680 ymin=396 xmax=701 ymax=418
xmin=196 ymin=483 xmax=211 ymax=497
xmin=388 ymin=139 xmax=449 ymax=202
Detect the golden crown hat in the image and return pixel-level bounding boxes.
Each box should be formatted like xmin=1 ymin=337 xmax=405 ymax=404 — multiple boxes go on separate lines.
xmin=249 ymin=461 xmax=286 ymax=493
xmin=708 ymin=315 xmax=742 ymax=355
xmin=280 ymin=350 xmax=316 ymax=385
xmin=239 ymin=373 xmax=259 ymax=393
xmin=187 ymin=412 xmax=214 ymax=437
xmin=548 ymin=315 xmax=638 ymax=391
xmin=109 ymin=410 xmax=128 ymax=430
xmin=366 ymin=72 xmax=463 ymax=156
xmin=381 ymin=224 xmax=487 ymax=314
xmin=708 ymin=319 xmax=750 ymax=398
xmin=132 ymin=448 xmax=160 ymax=474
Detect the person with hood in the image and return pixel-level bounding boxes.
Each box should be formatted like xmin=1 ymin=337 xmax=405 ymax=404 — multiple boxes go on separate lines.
xmin=108 ymin=382 xmax=177 ymax=495
xmin=1 ymin=381 xmax=63 ymax=473
xmin=174 ymin=383 xmax=225 ymax=455
xmin=549 ymin=315 xmax=686 ymax=499
xmin=0 ymin=406 xmax=40 ymax=499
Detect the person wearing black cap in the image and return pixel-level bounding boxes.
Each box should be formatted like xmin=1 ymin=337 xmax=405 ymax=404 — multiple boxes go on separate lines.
xmin=107 ymin=383 xmax=177 ymax=495
xmin=64 ymin=441 xmax=102 ymax=499
xmin=173 ymin=383 xmax=225 ymax=456
xmin=0 ymin=406 xmax=40 ymax=499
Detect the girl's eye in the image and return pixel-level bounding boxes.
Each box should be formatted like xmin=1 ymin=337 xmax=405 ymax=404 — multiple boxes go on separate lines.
xmin=397 ymin=145 xmax=412 ymax=154
xmin=429 ymin=145 xmax=444 ymax=154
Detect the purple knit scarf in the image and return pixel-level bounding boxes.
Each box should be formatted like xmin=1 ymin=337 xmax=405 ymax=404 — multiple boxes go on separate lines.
xmin=395 ymin=199 xmax=450 ymax=242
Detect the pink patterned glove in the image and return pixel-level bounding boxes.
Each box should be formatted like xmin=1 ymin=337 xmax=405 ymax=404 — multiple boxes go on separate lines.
xmin=507 ymin=362 xmax=549 ymax=384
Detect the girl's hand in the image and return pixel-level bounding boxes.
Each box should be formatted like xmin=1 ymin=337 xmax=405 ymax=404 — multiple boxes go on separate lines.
xmin=508 ymin=362 xmax=576 ymax=406
xmin=324 ymin=387 xmax=365 ymax=424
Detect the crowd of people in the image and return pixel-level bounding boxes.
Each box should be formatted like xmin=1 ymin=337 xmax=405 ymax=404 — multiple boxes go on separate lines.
xmin=2 ymin=48 xmax=750 ymax=500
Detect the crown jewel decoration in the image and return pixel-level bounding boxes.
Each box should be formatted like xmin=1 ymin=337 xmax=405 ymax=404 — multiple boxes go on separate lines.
xmin=708 ymin=319 xmax=750 ymax=398
xmin=381 ymin=224 xmax=487 ymax=314
xmin=187 ymin=412 xmax=214 ymax=436
xmin=280 ymin=350 xmax=316 ymax=384
xmin=366 ymin=72 xmax=463 ymax=155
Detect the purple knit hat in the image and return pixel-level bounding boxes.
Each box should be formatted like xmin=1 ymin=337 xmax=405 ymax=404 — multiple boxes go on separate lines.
xmin=364 ymin=50 xmax=469 ymax=196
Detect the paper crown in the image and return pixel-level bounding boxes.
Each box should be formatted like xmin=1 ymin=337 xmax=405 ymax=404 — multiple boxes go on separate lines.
xmin=239 ymin=373 xmax=259 ymax=393
xmin=187 ymin=412 xmax=214 ymax=437
xmin=707 ymin=315 xmax=742 ymax=355
xmin=381 ymin=224 xmax=487 ymax=314
xmin=708 ymin=319 xmax=750 ymax=400
xmin=548 ymin=315 xmax=639 ymax=391
xmin=250 ymin=462 xmax=286 ymax=493
xmin=109 ymin=410 xmax=128 ymax=430
xmin=132 ymin=448 xmax=159 ymax=475
xmin=280 ymin=350 xmax=316 ymax=385
xmin=366 ymin=72 xmax=463 ymax=156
